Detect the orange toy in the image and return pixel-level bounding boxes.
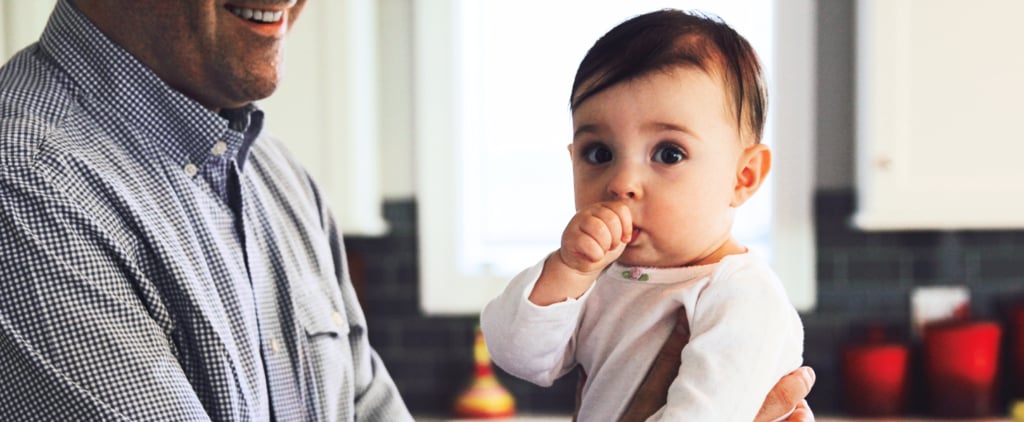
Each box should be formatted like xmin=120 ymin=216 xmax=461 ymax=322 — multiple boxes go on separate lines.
xmin=453 ymin=327 xmax=516 ymax=418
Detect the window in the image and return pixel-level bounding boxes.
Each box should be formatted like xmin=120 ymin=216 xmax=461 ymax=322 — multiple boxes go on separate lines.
xmin=416 ymin=0 xmax=816 ymax=315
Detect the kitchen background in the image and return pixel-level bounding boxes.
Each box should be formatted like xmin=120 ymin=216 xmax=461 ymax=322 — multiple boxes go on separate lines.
xmin=3 ymin=0 xmax=1022 ymax=419
xmin=335 ymin=0 xmax=1024 ymax=417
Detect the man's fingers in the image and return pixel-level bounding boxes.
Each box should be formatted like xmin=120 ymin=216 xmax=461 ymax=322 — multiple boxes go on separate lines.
xmin=788 ymin=366 xmax=815 ymax=394
xmin=788 ymin=400 xmax=814 ymax=422
xmin=754 ymin=367 xmax=816 ymax=422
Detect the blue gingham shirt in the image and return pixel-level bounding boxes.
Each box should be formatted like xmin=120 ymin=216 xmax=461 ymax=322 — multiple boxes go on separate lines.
xmin=0 ymin=1 xmax=411 ymax=420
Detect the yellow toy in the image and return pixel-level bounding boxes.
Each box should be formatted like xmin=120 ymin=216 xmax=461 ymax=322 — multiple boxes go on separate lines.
xmin=453 ymin=327 xmax=515 ymax=418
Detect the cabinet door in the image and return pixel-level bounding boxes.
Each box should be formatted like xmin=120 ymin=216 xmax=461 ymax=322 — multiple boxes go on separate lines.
xmin=855 ymin=0 xmax=1024 ymax=230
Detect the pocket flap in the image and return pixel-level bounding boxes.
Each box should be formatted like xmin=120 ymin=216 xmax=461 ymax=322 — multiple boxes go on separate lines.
xmin=295 ymin=288 xmax=351 ymax=338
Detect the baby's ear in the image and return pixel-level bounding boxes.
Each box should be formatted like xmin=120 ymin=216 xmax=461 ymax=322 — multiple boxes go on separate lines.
xmin=731 ymin=143 xmax=772 ymax=207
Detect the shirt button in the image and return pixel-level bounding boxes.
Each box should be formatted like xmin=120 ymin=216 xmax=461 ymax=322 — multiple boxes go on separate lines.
xmin=332 ymin=311 xmax=345 ymax=328
xmin=183 ymin=163 xmax=198 ymax=177
xmin=211 ymin=141 xmax=228 ymax=156
xmin=270 ymin=338 xmax=281 ymax=354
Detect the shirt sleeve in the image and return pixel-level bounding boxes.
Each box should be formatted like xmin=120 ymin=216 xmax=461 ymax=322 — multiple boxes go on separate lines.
xmin=0 ymin=171 xmax=211 ymax=421
xmin=479 ymin=257 xmax=593 ymax=387
xmin=319 ymin=190 xmax=413 ymax=421
xmin=649 ymin=265 xmax=804 ymax=422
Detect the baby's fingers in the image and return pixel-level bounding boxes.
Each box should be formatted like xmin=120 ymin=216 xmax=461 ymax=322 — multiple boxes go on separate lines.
xmin=580 ymin=203 xmax=631 ymax=250
xmin=577 ymin=213 xmax=618 ymax=255
xmin=601 ymin=202 xmax=633 ymax=244
xmin=561 ymin=202 xmax=633 ymax=272
xmin=565 ymin=231 xmax=610 ymax=265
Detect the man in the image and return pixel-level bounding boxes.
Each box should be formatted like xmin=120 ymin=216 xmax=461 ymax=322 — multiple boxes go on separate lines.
xmin=0 ymin=0 xmax=814 ymax=419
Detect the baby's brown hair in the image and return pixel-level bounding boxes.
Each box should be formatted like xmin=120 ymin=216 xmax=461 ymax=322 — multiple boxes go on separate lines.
xmin=570 ymin=9 xmax=768 ymax=144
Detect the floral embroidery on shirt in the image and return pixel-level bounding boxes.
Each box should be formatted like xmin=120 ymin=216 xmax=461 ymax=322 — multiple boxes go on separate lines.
xmin=622 ymin=267 xmax=649 ymax=282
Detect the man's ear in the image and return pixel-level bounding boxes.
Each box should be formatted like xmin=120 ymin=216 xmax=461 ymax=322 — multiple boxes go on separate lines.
xmin=567 ymin=143 xmax=574 ymax=159
xmin=732 ymin=143 xmax=772 ymax=207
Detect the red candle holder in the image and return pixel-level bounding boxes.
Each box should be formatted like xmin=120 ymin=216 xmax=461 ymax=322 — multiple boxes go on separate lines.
xmin=842 ymin=339 xmax=909 ymax=416
xmin=922 ymin=319 xmax=1002 ymax=418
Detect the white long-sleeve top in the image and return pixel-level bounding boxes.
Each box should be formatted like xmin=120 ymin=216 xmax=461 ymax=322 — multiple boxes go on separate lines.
xmin=481 ymin=252 xmax=803 ymax=421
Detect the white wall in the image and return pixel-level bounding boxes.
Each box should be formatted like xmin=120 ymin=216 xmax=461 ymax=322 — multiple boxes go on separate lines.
xmin=377 ymin=0 xmax=416 ymax=199
xmin=0 ymin=1 xmax=56 ymax=61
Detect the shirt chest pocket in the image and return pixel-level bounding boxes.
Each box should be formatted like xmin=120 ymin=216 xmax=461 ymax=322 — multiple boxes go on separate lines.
xmin=295 ymin=285 xmax=351 ymax=340
xmin=293 ymin=283 xmax=357 ymax=411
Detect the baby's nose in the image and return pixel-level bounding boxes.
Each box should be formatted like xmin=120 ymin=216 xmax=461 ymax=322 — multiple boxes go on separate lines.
xmin=607 ymin=168 xmax=641 ymax=200
xmin=611 ymin=190 xmax=637 ymax=199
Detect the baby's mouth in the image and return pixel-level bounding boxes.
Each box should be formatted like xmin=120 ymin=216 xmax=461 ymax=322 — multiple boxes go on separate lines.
xmin=629 ymin=228 xmax=642 ymax=244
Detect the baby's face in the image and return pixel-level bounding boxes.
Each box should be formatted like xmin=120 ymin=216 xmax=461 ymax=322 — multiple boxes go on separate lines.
xmin=569 ymin=66 xmax=748 ymax=268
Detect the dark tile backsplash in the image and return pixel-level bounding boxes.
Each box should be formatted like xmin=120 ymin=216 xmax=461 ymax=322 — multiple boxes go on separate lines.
xmin=343 ymin=189 xmax=1024 ymax=417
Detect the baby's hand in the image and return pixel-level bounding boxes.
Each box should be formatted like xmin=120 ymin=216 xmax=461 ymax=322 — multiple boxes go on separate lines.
xmin=557 ymin=201 xmax=633 ymax=275
xmin=529 ymin=202 xmax=632 ymax=306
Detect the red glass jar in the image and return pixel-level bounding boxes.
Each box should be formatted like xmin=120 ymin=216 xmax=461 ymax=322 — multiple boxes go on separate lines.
xmin=842 ymin=337 xmax=909 ymax=416
xmin=922 ymin=319 xmax=1002 ymax=418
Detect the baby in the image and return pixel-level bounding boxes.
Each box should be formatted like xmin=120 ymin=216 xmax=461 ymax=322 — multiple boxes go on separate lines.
xmin=480 ymin=9 xmax=804 ymax=421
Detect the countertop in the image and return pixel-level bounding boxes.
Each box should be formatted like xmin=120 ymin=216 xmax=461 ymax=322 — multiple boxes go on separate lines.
xmin=414 ymin=415 xmax=1012 ymax=422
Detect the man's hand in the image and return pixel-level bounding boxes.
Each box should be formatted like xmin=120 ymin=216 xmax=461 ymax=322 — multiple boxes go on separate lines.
xmin=754 ymin=367 xmax=816 ymax=422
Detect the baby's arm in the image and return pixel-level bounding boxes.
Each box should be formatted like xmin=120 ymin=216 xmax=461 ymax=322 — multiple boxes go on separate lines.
xmin=529 ymin=201 xmax=632 ymax=306
xmin=480 ymin=259 xmax=585 ymax=386
xmin=653 ymin=269 xmax=804 ymax=421
xmin=481 ymin=201 xmax=631 ymax=385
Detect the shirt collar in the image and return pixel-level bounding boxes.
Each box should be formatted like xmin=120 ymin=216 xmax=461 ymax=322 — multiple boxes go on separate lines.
xmin=219 ymin=105 xmax=263 ymax=171
xmin=607 ymin=260 xmax=720 ymax=285
xmin=39 ymin=0 xmax=261 ymax=168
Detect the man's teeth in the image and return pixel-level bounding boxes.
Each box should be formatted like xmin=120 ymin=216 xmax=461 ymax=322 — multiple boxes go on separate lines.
xmin=229 ymin=6 xmax=284 ymax=23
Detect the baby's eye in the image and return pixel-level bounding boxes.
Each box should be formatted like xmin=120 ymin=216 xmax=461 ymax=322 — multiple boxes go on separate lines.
xmin=582 ymin=144 xmax=613 ymax=164
xmin=652 ymin=144 xmax=686 ymax=164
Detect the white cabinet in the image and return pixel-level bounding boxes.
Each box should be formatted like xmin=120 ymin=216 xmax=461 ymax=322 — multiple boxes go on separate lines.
xmin=855 ymin=0 xmax=1024 ymax=230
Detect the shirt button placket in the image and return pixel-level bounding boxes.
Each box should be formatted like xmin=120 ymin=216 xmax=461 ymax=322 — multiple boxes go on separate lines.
xmin=211 ymin=141 xmax=228 ymax=156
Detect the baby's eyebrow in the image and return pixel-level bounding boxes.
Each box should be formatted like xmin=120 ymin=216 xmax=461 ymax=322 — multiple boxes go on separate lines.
xmin=644 ymin=122 xmax=694 ymax=136
xmin=573 ymin=124 xmax=602 ymax=139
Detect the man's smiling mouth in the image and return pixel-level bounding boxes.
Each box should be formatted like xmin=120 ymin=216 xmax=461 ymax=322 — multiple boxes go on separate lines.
xmin=227 ymin=6 xmax=284 ymax=24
